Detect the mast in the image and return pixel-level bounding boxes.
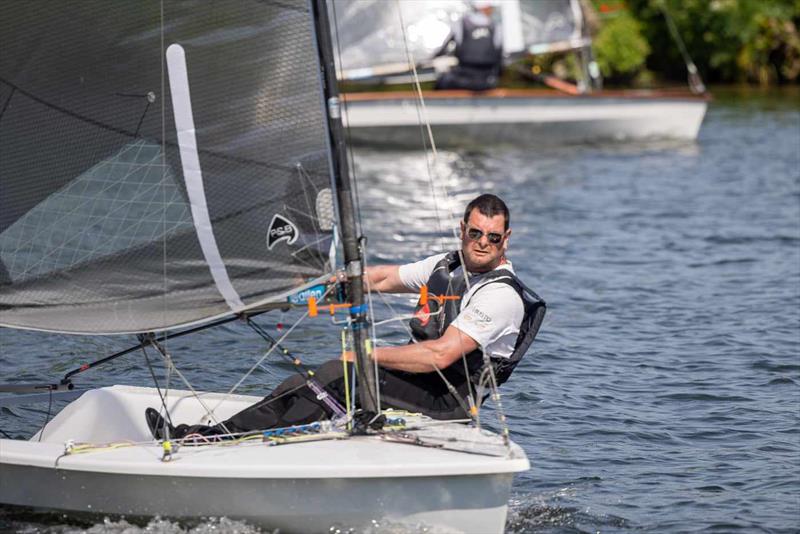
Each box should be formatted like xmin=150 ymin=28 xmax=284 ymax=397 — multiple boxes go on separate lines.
xmin=310 ymin=0 xmax=378 ymax=413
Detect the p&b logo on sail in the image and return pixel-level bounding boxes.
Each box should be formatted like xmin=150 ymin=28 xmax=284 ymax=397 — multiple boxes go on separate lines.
xmin=267 ymin=214 xmax=299 ymax=250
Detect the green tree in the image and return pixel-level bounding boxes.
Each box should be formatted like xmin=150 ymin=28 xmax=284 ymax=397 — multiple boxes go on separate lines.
xmin=625 ymin=0 xmax=800 ymax=84
xmin=593 ymin=8 xmax=652 ymax=81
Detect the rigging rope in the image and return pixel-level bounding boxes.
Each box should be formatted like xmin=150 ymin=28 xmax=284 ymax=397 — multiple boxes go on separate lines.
xmin=247 ymin=317 xmax=347 ymax=419
xmin=211 ymin=283 xmax=336 ymax=414
xmin=660 ymin=4 xmax=706 ymax=94
xmin=396 ymin=3 xmax=452 ymax=252
xmin=147 ymin=337 xmax=230 ymax=433
xmin=159 ymin=0 xmax=171 ymax=441
xmin=394 ymin=2 xmax=486 ymax=416
xmin=330 ymin=1 xmax=384 ymax=418
xmin=308 ymin=0 xmax=506 ymax=431
xmin=358 ymin=244 xmax=383 ymax=414
xmin=36 ymin=389 xmax=54 ymax=443
xmin=330 ymin=1 xmax=365 ymax=234
xmin=141 ymin=343 xmax=174 ymax=428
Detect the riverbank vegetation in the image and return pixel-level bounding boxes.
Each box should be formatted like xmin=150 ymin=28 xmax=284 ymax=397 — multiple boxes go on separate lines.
xmin=592 ymin=0 xmax=800 ymax=86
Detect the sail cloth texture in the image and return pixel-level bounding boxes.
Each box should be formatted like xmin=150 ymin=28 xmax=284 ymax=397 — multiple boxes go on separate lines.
xmin=519 ymin=0 xmax=589 ymax=54
xmin=330 ymin=0 xmax=587 ymax=79
xmin=0 ymin=1 xmax=336 ymax=334
xmin=330 ymin=0 xmax=469 ymax=79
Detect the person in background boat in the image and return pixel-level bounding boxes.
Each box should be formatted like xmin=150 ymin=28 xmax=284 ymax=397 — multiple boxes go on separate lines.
xmin=146 ymin=194 xmax=544 ymax=440
xmin=433 ymin=0 xmax=503 ymax=91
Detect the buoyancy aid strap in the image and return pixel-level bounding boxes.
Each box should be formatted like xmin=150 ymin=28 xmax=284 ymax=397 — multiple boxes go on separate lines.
xmin=461 ymin=274 xmax=547 ymax=387
xmin=412 ymin=251 xmax=546 ymax=388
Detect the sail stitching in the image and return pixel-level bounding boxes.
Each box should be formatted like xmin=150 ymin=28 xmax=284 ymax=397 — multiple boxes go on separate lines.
xmin=17 ymin=159 xmax=178 ymax=271
xmin=1 ymin=141 xmax=189 ymax=281
xmin=282 ymin=163 xmax=328 ymax=271
xmin=0 ymin=77 xmax=322 ymax=177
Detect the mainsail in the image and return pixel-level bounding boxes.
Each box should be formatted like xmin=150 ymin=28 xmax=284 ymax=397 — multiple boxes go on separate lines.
xmin=330 ymin=0 xmax=590 ymax=80
xmin=520 ymin=0 xmax=590 ymax=54
xmin=0 ymin=1 xmax=337 ymax=334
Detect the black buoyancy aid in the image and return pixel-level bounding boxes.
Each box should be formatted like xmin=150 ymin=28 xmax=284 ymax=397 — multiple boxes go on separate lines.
xmin=455 ymin=16 xmax=502 ymax=69
xmin=409 ymin=251 xmax=546 ymax=386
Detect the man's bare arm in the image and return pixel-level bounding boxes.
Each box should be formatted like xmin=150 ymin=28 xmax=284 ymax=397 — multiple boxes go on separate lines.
xmin=370 ymin=325 xmax=479 ymax=373
xmin=364 ymin=265 xmax=409 ymax=293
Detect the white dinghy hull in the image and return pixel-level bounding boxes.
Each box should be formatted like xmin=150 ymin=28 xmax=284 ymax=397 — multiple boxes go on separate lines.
xmin=342 ymin=89 xmax=709 ymax=148
xmin=0 ymin=386 xmax=528 ymax=533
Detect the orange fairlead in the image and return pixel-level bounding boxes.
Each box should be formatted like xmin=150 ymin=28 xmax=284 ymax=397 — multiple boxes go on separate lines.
xmin=328 ymin=303 xmax=352 ymax=315
xmin=418 ymin=285 xmax=459 ymax=306
xmin=307 ymin=296 xmax=352 ymax=317
xmin=307 ymin=288 xmax=457 ymax=319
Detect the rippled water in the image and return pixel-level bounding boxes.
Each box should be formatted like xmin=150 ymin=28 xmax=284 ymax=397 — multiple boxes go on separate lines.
xmin=1 ymin=87 xmax=798 ymax=533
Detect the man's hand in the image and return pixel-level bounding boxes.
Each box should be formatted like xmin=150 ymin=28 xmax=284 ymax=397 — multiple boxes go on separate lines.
xmin=340 ymin=350 xmax=355 ymax=362
xmin=329 ymin=269 xmax=347 ymax=285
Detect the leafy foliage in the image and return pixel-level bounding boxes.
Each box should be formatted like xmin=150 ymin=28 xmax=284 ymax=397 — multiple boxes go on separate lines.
xmin=592 ymin=8 xmax=651 ymax=81
xmin=622 ymin=0 xmax=800 ymax=84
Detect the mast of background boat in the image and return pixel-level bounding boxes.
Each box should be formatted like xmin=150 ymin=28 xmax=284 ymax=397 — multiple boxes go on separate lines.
xmin=500 ymin=0 xmax=524 ymax=57
xmin=310 ymin=0 xmax=378 ymax=414
xmin=573 ymin=0 xmax=601 ymax=93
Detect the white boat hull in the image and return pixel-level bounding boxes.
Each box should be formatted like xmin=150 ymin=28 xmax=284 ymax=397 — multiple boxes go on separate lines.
xmin=0 ymin=386 xmax=528 ymax=533
xmin=342 ymin=89 xmax=708 ymax=148
xmin=1 ymin=462 xmax=514 ymax=532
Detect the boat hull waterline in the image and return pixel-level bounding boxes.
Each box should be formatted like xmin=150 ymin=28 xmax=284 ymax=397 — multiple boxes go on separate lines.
xmin=342 ymin=89 xmax=709 ymax=148
xmin=0 ymin=386 xmax=529 ymax=533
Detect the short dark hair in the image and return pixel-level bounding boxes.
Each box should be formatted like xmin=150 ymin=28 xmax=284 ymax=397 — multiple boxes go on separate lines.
xmin=463 ymin=194 xmax=509 ymax=231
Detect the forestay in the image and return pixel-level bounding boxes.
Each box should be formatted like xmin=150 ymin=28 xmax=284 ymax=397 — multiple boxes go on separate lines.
xmin=330 ymin=0 xmax=589 ymax=80
xmin=0 ymin=1 xmax=336 ymax=335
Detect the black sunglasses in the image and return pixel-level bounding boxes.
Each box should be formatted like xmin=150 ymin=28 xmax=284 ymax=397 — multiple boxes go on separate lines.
xmin=466 ymin=226 xmax=505 ymax=245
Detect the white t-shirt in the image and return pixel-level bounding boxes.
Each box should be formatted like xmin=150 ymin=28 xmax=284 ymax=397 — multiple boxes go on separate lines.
xmin=398 ymin=253 xmax=524 ymax=359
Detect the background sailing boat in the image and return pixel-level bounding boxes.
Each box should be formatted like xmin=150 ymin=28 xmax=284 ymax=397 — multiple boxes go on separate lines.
xmin=330 ymin=0 xmax=708 ymax=148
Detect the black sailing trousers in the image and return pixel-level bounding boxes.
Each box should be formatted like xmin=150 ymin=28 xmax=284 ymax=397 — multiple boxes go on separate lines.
xmin=172 ymin=360 xmax=472 ymax=437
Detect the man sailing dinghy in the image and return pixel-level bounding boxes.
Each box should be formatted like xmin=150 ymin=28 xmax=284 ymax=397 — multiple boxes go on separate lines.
xmin=145 ymin=194 xmax=545 ymax=439
xmin=0 ymin=1 xmax=544 ymax=532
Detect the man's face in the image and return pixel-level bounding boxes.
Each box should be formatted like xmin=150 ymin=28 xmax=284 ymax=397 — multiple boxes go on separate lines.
xmin=460 ymin=209 xmax=510 ymax=272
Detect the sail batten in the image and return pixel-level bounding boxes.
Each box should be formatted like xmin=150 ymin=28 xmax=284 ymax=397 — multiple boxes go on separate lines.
xmin=0 ymin=1 xmax=337 ymax=334
xmin=167 ymin=43 xmax=246 ymax=314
